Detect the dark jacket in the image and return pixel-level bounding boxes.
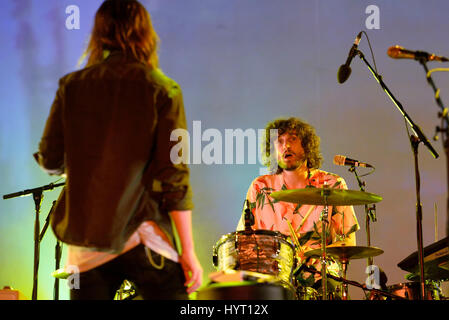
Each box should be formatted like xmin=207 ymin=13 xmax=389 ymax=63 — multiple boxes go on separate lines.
xmin=37 ymin=52 xmax=193 ymax=253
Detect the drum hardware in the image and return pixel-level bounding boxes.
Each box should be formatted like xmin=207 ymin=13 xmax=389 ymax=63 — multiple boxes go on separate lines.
xmin=295 ymin=285 xmax=320 ymax=300
xmin=304 ymin=244 xmax=384 ymax=300
xmin=301 ymin=265 xmax=406 ymax=300
xmin=293 ymin=273 xmax=339 ymax=300
xmin=114 ymin=280 xmax=138 ymax=300
xmin=271 ymin=187 xmax=382 ymax=300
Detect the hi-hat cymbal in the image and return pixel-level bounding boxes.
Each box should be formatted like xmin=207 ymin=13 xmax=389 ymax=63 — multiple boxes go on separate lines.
xmin=51 ymin=268 xmax=71 ymax=279
xmin=304 ymin=245 xmax=384 ymax=261
xmin=270 ymin=188 xmax=382 ymax=206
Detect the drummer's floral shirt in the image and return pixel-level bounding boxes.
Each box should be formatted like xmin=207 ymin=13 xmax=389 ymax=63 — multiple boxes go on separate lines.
xmin=237 ymin=169 xmax=360 ymax=287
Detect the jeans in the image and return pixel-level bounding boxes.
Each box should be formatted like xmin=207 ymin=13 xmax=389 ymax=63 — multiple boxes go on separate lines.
xmin=70 ymin=244 xmax=188 ymax=300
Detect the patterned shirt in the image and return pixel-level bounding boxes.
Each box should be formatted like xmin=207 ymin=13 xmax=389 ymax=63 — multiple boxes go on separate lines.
xmin=237 ymin=169 xmax=360 ymax=286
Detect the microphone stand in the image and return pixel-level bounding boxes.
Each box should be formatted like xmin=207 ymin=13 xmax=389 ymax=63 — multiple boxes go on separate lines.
xmin=355 ymin=49 xmax=439 ymax=300
xmin=417 ymin=59 xmax=449 ymax=241
xmin=349 ymin=166 xmax=377 ymax=260
xmin=349 ymin=166 xmax=379 ymax=298
xmin=3 ymin=182 xmax=65 ymax=300
xmin=39 ymin=200 xmax=62 ymax=300
xmin=54 ymin=239 xmax=62 ymax=300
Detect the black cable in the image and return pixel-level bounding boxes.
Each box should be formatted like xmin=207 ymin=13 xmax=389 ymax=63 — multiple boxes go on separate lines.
xmin=361 ymin=31 xmax=378 ymax=75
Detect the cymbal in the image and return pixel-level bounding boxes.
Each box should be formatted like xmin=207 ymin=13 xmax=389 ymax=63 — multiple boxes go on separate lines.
xmin=304 ymin=245 xmax=384 ymax=261
xmin=51 ymin=268 xmax=71 ymax=279
xmin=270 ymin=188 xmax=382 ymax=206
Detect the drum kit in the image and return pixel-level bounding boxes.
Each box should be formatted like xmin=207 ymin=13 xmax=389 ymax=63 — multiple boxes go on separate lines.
xmin=202 ymin=186 xmax=448 ymax=300
xmin=6 ymin=181 xmax=447 ymax=300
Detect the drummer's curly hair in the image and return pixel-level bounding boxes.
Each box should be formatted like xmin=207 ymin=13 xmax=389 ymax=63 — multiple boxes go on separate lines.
xmin=262 ymin=117 xmax=322 ymax=174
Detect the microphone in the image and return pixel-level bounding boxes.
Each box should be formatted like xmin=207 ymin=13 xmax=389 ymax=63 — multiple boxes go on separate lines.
xmin=333 ymin=155 xmax=373 ymax=168
xmin=387 ymin=45 xmax=449 ymax=62
xmin=338 ymin=31 xmax=363 ymax=84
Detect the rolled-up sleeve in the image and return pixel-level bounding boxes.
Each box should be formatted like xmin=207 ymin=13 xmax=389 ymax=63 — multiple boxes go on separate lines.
xmin=37 ymin=78 xmax=65 ymax=174
xmin=149 ymin=84 xmax=193 ymax=212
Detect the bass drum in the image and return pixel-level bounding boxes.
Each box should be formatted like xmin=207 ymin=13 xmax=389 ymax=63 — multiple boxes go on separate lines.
xmin=213 ymin=230 xmax=297 ymax=285
xmin=295 ymin=284 xmax=340 ymax=300
xmin=197 ymin=281 xmax=297 ymax=300
xmin=296 ymin=286 xmax=320 ymax=300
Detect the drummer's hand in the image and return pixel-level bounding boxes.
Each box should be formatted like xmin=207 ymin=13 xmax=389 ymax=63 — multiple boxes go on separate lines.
xmin=295 ymin=245 xmax=313 ymax=264
xmin=297 ymin=244 xmax=314 ymax=255
xmin=179 ymin=249 xmax=203 ymax=294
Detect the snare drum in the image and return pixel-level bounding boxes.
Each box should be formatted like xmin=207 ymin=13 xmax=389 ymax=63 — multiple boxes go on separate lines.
xmin=213 ymin=230 xmax=296 ymax=284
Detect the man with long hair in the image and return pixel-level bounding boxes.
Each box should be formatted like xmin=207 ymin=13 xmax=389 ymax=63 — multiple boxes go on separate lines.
xmin=237 ymin=117 xmax=359 ymax=298
xmin=35 ymin=0 xmax=202 ymax=299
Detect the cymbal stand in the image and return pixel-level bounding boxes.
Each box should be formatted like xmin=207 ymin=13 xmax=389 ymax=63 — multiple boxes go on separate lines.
xmin=340 ymin=258 xmax=349 ymax=300
xmin=320 ymin=187 xmax=331 ymax=300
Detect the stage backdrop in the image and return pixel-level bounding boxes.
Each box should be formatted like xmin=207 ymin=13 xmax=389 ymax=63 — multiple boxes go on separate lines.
xmin=1 ymin=0 xmax=448 ymax=300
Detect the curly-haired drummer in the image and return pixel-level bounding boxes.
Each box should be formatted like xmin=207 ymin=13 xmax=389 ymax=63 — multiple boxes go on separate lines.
xmin=237 ymin=117 xmax=359 ymax=298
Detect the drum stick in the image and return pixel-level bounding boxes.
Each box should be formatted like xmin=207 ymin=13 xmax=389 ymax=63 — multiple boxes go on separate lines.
xmin=296 ymin=205 xmax=316 ymax=233
xmin=285 ymin=218 xmax=301 ymax=251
